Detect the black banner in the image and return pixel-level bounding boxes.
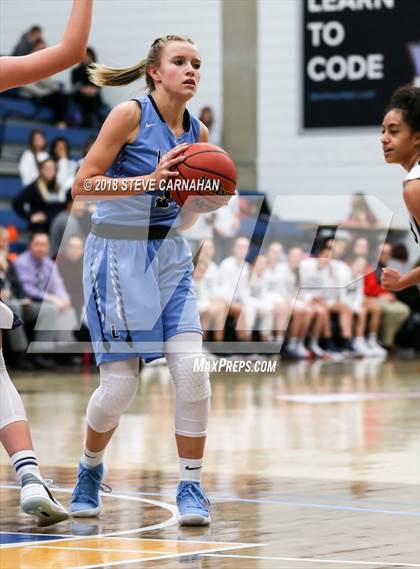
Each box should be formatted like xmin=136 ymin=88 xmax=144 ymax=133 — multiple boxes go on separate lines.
xmin=303 ymin=0 xmax=420 ymax=128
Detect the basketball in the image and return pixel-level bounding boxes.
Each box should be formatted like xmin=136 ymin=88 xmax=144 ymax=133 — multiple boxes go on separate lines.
xmin=170 ymin=143 xmax=237 ymax=213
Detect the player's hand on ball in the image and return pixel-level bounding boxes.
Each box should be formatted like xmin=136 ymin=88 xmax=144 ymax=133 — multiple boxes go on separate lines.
xmin=381 ymin=267 xmax=403 ymax=291
xmin=153 ymin=143 xmax=189 ymax=184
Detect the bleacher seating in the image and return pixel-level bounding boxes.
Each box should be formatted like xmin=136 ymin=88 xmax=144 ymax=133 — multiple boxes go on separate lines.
xmin=0 ymin=95 xmax=53 ymax=122
xmin=0 ymin=95 xmax=98 ymax=237
xmin=0 ymin=209 xmax=26 ymax=231
xmin=0 ymin=176 xmax=22 ymax=199
xmin=1 ymin=120 xmax=95 ymax=148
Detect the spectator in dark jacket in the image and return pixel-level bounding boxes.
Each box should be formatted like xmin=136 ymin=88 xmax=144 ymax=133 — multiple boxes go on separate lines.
xmin=71 ymin=47 xmax=103 ymax=127
xmin=12 ymin=25 xmax=42 ymax=56
xmin=13 ymin=158 xmax=66 ymax=233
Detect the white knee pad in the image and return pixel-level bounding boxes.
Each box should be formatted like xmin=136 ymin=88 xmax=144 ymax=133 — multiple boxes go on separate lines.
xmin=167 ymin=352 xmax=211 ymax=438
xmin=0 ymin=351 xmax=27 ymax=430
xmin=87 ymin=358 xmax=140 ymax=433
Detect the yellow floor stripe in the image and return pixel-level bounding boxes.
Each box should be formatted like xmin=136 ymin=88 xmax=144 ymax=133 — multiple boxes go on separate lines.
xmin=1 ymin=537 xmax=261 ymax=569
xmin=39 ymin=536 xmax=240 ymax=553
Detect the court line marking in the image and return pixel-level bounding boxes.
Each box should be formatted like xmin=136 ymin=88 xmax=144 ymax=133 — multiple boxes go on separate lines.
xmin=0 ymin=484 xmax=178 ymax=549
xmin=65 ymin=542 xmax=263 ymax=569
xmin=202 ymin=553 xmax=420 ymax=567
xmin=0 ymin=532 xmax=250 ymax=546
xmin=91 ymin=488 xmax=420 ymax=510
xmin=32 ymin=544 xmax=260 ymax=555
xmin=109 ymin=489 xmax=419 ymax=518
xmin=215 ymin=497 xmax=420 ymax=517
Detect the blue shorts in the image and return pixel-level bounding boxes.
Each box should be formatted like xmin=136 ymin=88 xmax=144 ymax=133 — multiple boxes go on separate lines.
xmin=84 ymin=233 xmax=202 ymax=366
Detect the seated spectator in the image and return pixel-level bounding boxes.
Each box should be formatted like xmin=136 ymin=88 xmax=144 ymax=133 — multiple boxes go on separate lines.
xmin=182 ymin=212 xmax=215 ymax=255
xmin=198 ymin=240 xmax=228 ymax=342
xmin=13 ymin=232 xmax=77 ymax=359
xmin=327 ymin=235 xmax=350 ymax=267
xmin=265 ymin=242 xmax=288 ymax=346
xmin=18 ymin=129 xmax=49 ymax=187
xmin=299 ymin=244 xmax=354 ymax=359
xmin=213 ymin=194 xmax=240 ymax=263
xmin=55 ymin=235 xmax=85 ymax=328
xmin=19 ymin=40 xmax=69 ymax=127
xmin=218 ymin=237 xmax=250 ymax=341
xmin=12 ymin=25 xmax=42 ymax=56
xmin=50 ymin=137 xmax=78 ymax=195
xmin=343 ymin=193 xmax=379 ymax=227
xmin=13 ymin=158 xmax=66 ymax=233
xmin=389 ymin=243 xmax=411 ymax=274
xmin=296 ymin=258 xmax=331 ymax=359
xmin=276 ymin=247 xmax=315 ymax=359
xmin=243 ymin=254 xmax=272 ymax=342
xmin=342 ymin=257 xmax=386 ymax=357
xmin=199 ymin=106 xmax=220 ymax=145
xmin=364 ymin=243 xmax=410 ymax=349
xmin=350 ymin=236 xmax=370 ymax=262
xmin=192 ymin=258 xmax=227 ymax=343
xmin=71 ymin=47 xmax=104 ymax=128
xmin=0 ymin=227 xmax=32 ymax=368
xmin=49 ymin=189 xmax=91 ymax=258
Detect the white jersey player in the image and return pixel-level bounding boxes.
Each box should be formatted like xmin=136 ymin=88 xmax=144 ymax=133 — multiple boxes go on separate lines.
xmin=381 ymin=86 xmax=420 ymax=291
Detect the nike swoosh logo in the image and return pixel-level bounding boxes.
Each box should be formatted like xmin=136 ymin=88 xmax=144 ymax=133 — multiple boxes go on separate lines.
xmin=185 ymin=466 xmax=202 ymax=470
xmin=145 ymin=123 xmax=155 ymax=128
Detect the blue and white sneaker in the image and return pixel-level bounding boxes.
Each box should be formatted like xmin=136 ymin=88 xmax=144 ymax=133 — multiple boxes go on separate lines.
xmin=70 ymin=462 xmax=110 ymax=517
xmin=176 ymin=481 xmax=211 ymax=526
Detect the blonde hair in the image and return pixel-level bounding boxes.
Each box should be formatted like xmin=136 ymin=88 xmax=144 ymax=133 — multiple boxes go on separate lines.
xmin=88 ymin=35 xmax=195 ymax=91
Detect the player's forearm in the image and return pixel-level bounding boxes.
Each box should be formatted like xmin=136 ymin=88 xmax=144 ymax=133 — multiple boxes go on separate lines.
xmin=395 ymin=267 xmax=420 ymax=290
xmin=179 ymin=210 xmax=200 ymax=230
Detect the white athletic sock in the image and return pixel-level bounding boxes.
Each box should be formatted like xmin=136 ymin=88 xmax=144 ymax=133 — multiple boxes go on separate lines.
xmin=275 ymin=334 xmax=284 ymax=344
xmin=288 ymin=337 xmax=298 ymax=349
xmin=81 ymin=445 xmax=105 ymax=468
xmin=11 ymin=450 xmax=42 ymax=483
xmin=179 ymin=457 xmax=203 ymax=483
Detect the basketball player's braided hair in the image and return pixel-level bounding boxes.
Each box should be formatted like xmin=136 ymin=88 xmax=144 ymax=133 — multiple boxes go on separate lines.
xmin=386 ymin=85 xmax=420 ymax=133
xmin=88 ymin=35 xmax=195 ymax=91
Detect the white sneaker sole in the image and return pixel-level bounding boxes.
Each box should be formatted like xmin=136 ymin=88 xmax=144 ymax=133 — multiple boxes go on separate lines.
xmin=71 ymin=501 xmax=101 ymax=518
xmin=179 ymin=513 xmax=211 ymax=526
xmin=21 ymin=496 xmax=69 ymax=527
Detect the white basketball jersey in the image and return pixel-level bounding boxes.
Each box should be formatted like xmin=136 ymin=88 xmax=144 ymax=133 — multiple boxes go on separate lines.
xmin=403 ymin=160 xmax=420 ymax=245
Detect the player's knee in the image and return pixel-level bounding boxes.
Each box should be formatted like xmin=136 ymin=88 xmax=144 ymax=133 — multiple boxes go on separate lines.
xmin=87 ymin=367 xmax=139 ymax=432
xmin=170 ymin=354 xmax=211 ymax=403
xmin=171 ymin=354 xmax=211 ymax=438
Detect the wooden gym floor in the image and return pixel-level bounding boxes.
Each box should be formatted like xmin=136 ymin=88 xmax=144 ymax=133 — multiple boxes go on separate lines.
xmin=0 ymin=357 xmax=419 ymax=568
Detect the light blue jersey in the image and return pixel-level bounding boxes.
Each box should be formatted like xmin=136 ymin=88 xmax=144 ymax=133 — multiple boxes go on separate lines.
xmin=85 ymin=95 xmax=202 ymax=365
xmin=92 ymin=95 xmax=201 ymax=227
